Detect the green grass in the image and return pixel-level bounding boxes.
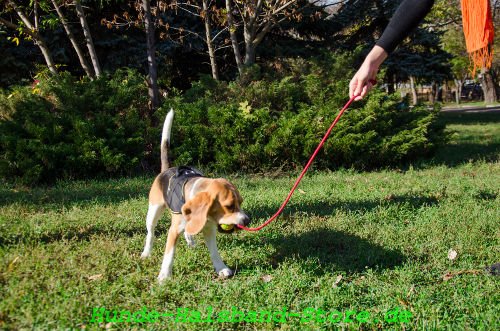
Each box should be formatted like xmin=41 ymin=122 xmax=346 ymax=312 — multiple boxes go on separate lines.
xmin=1 ymin=112 xmax=499 ymax=330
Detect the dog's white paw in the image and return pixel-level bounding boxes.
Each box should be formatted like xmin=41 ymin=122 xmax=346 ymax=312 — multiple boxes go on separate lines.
xmin=184 ymin=232 xmax=196 ymax=248
xmin=140 ymin=251 xmax=151 ymax=259
xmin=218 ymin=268 xmax=234 ymax=278
xmin=157 ymin=272 xmax=172 ymax=284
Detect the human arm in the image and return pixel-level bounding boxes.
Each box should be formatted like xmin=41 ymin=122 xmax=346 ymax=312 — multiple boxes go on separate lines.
xmin=349 ymin=0 xmax=435 ymax=100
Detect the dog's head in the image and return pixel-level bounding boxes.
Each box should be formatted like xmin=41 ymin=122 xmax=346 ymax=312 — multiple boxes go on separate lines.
xmin=182 ymin=179 xmax=250 ymax=235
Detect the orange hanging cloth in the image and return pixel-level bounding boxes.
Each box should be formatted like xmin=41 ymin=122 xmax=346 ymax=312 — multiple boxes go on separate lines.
xmin=461 ymin=0 xmax=495 ymax=76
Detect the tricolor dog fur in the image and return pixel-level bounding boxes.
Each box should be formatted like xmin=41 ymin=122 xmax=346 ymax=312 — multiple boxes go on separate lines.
xmin=141 ymin=109 xmax=251 ymax=283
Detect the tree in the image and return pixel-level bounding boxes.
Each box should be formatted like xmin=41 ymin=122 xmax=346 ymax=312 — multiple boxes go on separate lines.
xmin=142 ymin=0 xmax=159 ymax=111
xmin=50 ymin=0 xmax=94 ymax=78
xmin=202 ymin=0 xmax=220 ymax=79
xmin=103 ymin=1 xmax=228 ymax=81
xmin=74 ymin=0 xmax=102 ymax=77
xmin=442 ymin=26 xmax=469 ymax=104
xmin=224 ymin=0 xmax=310 ymax=74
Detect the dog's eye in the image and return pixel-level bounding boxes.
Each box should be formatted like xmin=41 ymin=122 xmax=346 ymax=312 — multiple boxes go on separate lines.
xmin=226 ymin=203 xmax=235 ymax=211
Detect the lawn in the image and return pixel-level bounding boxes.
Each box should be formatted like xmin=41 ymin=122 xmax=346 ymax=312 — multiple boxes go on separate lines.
xmin=0 ymin=111 xmax=499 ymax=330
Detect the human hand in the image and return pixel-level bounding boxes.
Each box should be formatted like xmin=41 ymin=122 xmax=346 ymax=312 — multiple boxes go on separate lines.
xmin=349 ymin=46 xmax=387 ymax=101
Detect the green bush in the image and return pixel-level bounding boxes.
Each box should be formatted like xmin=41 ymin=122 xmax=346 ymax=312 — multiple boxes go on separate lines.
xmin=162 ymin=90 xmax=445 ymax=173
xmin=0 ymin=69 xmax=149 ymax=184
xmin=0 ymin=53 xmax=447 ymax=184
xmin=158 ymin=52 xmax=446 ymax=174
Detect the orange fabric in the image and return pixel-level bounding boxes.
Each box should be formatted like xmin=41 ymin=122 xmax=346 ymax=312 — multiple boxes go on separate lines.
xmin=461 ymin=0 xmax=495 ymax=76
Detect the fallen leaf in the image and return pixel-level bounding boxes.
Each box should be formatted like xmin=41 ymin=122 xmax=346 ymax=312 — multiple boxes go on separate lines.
xmin=407 ymin=285 xmax=416 ymax=297
xmin=333 ymin=274 xmax=342 ymax=287
xmin=448 ymin=249 xmax=458 ymax=260
xmin=397 ymin=297 xmax=409 ymax=307
xmin=261 ymin=275 xmax=273 ymax=283
xmin=7 ymin=256 xmax=20 ymax=272
xmin=383 ymin=194 xmax=395 ymax=201
xmin=442 ymin=272 xmax=454 ymax=281
xmin=88 ymin=274 xmax=103 ymax=281
xmin=298 ymin=189 xmax=306 ymax=194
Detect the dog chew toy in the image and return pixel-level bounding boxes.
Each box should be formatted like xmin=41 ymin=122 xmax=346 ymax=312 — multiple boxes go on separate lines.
xmin=220 ymin=224 xmax=234 ymax=231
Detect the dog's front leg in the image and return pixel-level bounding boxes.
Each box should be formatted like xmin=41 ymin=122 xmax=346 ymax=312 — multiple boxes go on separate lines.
xmin=203 ymin=224 xmax=233 ymax=277
xmin=158 ymin=217 xmax=182 ymax=283
xmin=184 ymin=232 xmax=196 ymax=247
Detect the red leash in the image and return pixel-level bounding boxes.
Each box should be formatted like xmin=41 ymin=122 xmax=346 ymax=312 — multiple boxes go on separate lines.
xmin=237 ymin=94 xmax=359 ymax=232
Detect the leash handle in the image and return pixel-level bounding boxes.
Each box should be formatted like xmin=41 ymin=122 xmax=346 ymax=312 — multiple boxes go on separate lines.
xmin=237 ymin=94 xmax=358 ymax=232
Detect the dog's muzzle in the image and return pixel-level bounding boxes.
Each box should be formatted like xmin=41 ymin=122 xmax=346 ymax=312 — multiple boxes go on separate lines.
xmin=217 ymin=213 xmax=251 ymax=234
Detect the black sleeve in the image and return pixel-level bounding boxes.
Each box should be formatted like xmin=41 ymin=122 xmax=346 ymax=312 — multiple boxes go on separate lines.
xmin=376 ymin=0 xmax=435 ymax=54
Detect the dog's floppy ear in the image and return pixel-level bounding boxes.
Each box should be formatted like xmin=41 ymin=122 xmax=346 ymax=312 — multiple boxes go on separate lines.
xmin=182 ymin=192 xmax=212 ymax=235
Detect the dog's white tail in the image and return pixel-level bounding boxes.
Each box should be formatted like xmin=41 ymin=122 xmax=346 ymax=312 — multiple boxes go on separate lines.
xmin=160 ymin=109 xmax=174 ymax=172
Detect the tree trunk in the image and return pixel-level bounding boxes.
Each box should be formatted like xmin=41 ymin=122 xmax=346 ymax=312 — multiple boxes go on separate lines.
xmin=244 ymin=41 xmax=257 ymax=66
xmin=225 ymin=0 xmax=243 ymax=75
xmin=442 ymin=81 xmax=448 ymax=103
xmin=454 ymin=79 xmax=462 ymax=104
xmin=429 ymin=81 xmax=438 ymax=104
xmin=409 ymin=76 xmax=418 ymax=105
xmin=479 ymin=69 xmax=498 ymax=104
xmin=142 ymin=0 xmax=160 ymax=112
xmin=51 ymin=0 xmax=94 ymax=79
xmin=74 ymin=0 xmax=102 ymax=77
xmin=202 ymin=0 xmax=219 ymax=80
xmin=243 ymin=22 xmax=257 ymax=66
xmin=36 ymin=37 xmax=59 ymax=75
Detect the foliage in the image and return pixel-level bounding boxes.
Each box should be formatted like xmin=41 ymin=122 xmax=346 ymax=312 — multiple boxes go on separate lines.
xmin=165 ymin=53 xmax=447 ymax=173
xmin=386 ymin=28 xmax=452 ymax=84
xmin=441 ymin=26 xmax=469 ymax=82
xmin=0 ymin=53 xmax=447 ymax=184
xmin=0 ymin=69 xmax=149 ymax=184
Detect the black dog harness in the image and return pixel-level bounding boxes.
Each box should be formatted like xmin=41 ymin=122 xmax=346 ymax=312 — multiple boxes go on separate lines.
xmin=162 ymin=166 xmax=204 ymax=214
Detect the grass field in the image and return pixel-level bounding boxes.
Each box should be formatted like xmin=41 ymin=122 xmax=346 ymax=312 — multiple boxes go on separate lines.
xmin=1 ymin=111 xmax=499 ymax=330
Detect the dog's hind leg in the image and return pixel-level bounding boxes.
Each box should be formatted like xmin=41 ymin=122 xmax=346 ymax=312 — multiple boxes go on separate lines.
xmin=158 ymin=215 xmax=183 ymax=283
xmin=141 ymin=204 xmax=165 ymax=258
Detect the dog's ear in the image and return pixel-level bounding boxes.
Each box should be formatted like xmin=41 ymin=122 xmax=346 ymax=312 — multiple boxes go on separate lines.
xmin=182 ymin=192 xmax=212 ymax=235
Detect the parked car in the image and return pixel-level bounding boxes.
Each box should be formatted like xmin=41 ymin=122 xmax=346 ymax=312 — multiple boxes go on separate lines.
xmin=461 ymin=83 xmax=483 ymax=101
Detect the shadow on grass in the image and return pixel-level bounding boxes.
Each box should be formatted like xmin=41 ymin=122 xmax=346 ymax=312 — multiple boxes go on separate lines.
xmin=0 ymin=179 xmax=149 ymax=209
xmin=234 ymin=228 xmax=406 ymax=275
xmin=428 ymin=111 xmax=500 ymax=166
xmin=229 ymin=195 xmax=436 ymax=275
xmin=0 ymin=223 xmax=149 ymax=247
xmin=431 ymin=141 xmax=500 ymax=166
xmin=0 ymin=190 xmax=437 ymax=248
xmin=272 ymin=228 xmax=405 ymax=274
xmin=247 ymin=193 xmax=439 ymax=220
xmin=438 ymin=111 xmax=500 ymax=125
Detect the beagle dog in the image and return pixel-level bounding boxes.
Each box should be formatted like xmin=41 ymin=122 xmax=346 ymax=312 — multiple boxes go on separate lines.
xmin=141 ymin=109 xmax=250 ymax=283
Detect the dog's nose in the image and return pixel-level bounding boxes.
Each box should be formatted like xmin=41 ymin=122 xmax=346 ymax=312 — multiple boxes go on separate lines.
xmin=242 ymin=214 xmax=251 ymax=226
